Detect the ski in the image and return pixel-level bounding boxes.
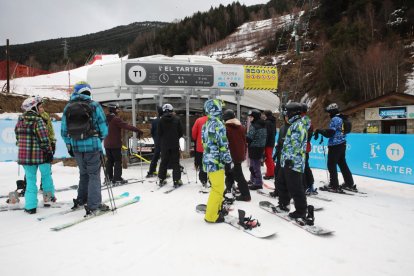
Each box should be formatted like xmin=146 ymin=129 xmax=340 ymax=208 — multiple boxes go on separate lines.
xmin=37 ymin=192 xmax=130 ymax=221
xmin=0 ymin=202 xmax=70 ymax=212
xmin=0 ymin=185 xmax=79 ymax=199
xmin=256 ymin=190 xmax=324 ymax=211
xmin=196 ymin=204 xmax=276 ymax=238
xmin=259 ymin=201 xmax=334 ymax=236
xmin=50 ymin=195 xmax=140 ymax=231
xmin=101 ymin=179 xmax=143 ymax=190
xmin=150 ymin=181 xmax=168 ymax=192
xmin=164 ymin=184 xmax=184 ymax=194
xmin=319 ymin=186 xmax=355 ymax=196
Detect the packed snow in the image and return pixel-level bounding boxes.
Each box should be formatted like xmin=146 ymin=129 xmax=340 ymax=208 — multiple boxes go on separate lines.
xmin=0 ymin=159 xmax=413 ymax=276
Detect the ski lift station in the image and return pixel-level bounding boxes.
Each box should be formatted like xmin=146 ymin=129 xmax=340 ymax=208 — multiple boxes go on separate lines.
xmin=87 ymin=55 xmax=279 ymax=152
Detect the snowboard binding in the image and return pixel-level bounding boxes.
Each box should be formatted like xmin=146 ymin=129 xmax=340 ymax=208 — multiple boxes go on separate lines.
xmin=238 ymin=209 xmax=260 ymax=230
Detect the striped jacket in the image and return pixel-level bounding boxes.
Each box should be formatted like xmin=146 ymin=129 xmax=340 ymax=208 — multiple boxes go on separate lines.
xmin=15 ymin=111 xmax=51 ymax=165
xmin=61 ymin=93 xmax=108 ymax=153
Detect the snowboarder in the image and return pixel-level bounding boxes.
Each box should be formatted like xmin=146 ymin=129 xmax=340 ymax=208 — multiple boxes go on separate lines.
xmin=192 ymin=113 xmax=208 ymax=186
xmin=202 ymin=99 xmax=232 ymax=223
xmin=222 ymin=109 xmax=251 ymax=201
xmin=61 ymin=81 xmax=109 ymax=215
xmin=15 ymin=96 xmax=55 ymax=214
xmin=277 ymin=102 xmax=309 ymax=220
xmin=314 ymin=103 xmax=356 ymax=192
xmin=300 ymin=103 xmax=316 ymax=194
xmin=246 ymin=109 xmax=267 ymax=190
xmin=263 ymin=110 xmax=276 ymax=180
xmin=104 ymin=103 xmax=143 ymax=184
xmin=157 ymin=103 xmax=183 ymax=187
xmin=147 ymin=106 xmax=163 ymax=178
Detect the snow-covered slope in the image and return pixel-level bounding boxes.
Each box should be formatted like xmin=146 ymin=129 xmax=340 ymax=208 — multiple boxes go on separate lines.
xmin=0 ymin=159 xmax=413 ymax=276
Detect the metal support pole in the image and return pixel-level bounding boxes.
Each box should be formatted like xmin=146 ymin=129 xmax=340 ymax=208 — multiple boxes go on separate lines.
xmin=236 ymin=90 xmax=242 ymax=120
xmin=6 ymin=39 xmax=10 ymax=93
xmin=131 ymin=88 xmax=137 ymax=151
xmin=185 ymin=89 xmax=191 ymax=155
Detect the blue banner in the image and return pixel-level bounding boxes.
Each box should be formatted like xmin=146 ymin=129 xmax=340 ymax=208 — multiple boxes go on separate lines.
xmin=0 ymin=119 xmax=70 ymax=161
xmin=309 ymin=133 xmax=414 ymax=185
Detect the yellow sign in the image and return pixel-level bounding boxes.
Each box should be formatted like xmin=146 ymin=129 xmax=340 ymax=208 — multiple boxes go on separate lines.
xmin=243 ymin=65 xmax=278 ymax=90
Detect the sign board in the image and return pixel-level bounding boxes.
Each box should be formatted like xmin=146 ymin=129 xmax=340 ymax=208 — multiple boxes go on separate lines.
xmin=365 ymin=105 xmax=414 ymax=121
xmin=213 ymin=65 xmax=244 ymax=89
xmin=122 ymin=62 xmax=214 ymax=87
xmin=309 ymin=133 xmax=414 ymax=185
xmin=243 ymin=65 xmax=278 ymax=90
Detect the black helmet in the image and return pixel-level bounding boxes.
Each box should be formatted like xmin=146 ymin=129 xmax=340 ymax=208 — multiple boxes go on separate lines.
xmin=325 ymin=103 xmax=339 ymax=116
xmin=285 ymin=102 xmax=302 ymax=118
xmin=108 ymin=103 xmax=120 ymax=113
xmin=301 ymin=103 xmax=308 ymax=113
xmin=248 ymin=109 xmax=261 ymax=120
xmin=222 ymin=109 xmax=235 ymax=121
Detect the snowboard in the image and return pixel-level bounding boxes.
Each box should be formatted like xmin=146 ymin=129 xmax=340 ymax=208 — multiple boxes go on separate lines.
xmin=256 ymin=190 xmax=324 ymax=211
xmin=319 ymin=181 xmax=368 ymax=195
xmin=37 ymin=192 xmax=130 ymax=221
xmin=196 ymin=204 xmax=276 ymax=238
xmin=259 ymin=201 xmax=334 ymax=236
xmin=50 ymin=195 xmax=141 ymax=231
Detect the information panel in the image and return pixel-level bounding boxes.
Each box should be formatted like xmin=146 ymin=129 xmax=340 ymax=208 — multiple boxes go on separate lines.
xmin=243 ymin=65 xmax=278 ymax=90
xmin=123 ymin=62 xmax=214 ymax=87
xmin=213 ymin=65 xmax=244 ymax=89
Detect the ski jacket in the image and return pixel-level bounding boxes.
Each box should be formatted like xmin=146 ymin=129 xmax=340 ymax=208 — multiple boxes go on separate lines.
xmin=104 ymin=113 xmax=143 ymax=149
xmin=301 ymin=115 xmax=313 ymax=153
xmin=246 ymin=118 xmax=267 ymax=160
xmin=202 ymin=99 xmax=232 ymax=173
xmin=275 ymin=122 xmax=290 ymax=162
xmin=40 ymin=111 xmax=56 ymax=143
xmin=264 ymin=115 xmax=276 ymax=147
xmin=327 ymin=115 xmax=346 ymax=146
xmin=61 ymin=93 xmax=108 ymax=153
xmin=192 ymin=115 xmax=208 ymax=153
xmin=158 ymin=113 xmax=183 ymax=150
xmin=281 ymin=115 xmax=307 ymax=173
xmin=15 ymin=111 xmax=52 ymax=165
xmin=151 ymin=117 xmax=160 ymax=146
xmin=225 ymin=118 xmax=247 ymax=163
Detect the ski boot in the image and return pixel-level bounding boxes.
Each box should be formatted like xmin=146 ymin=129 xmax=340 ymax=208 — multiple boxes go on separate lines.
xmin=271 ymin=204 xmax=290 ymax=213
xmin=6 ymin=191 xmax=20 ymax=204
xmin=269 ymin=190 xmax=279 ymax=198
xmin=43 ymin=192 xmax=57 ymax=207
xmin=71 ymin=198 xmax=85 ymax=210
xmin=112 ymin=178 xmax=128 ymax=186
xmin=306 ymin=205 xmax=315 ymax=226
xmin=84 ymin=203 xmax=110 ymax=217
xmin=158 ymin=179 xmax=167 ymax=187
xmin=146 ymin=172 xmax=156 ymax=178
xmin=173 ymin=179 xmax=183 ymax=188
xmin=305 ymin=185 xmax=318 ymax=195
xmin=340 ymin=183 xmax=358 ymax=192
xmin=24 ymin=208 xmax=37 ymax=214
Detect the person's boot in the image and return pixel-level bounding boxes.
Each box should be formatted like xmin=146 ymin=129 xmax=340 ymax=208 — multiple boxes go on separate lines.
xmin=173 ymin=179 xmax=183 ymax=188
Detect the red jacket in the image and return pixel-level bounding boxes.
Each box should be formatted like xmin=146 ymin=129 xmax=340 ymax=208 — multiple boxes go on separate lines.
xmin=104 ymin=113 xmax=143 ymax=149
xmin=192 ymin=115 xmax=208 ymax=153
xmin=225 ymin=118 xmax=246 ymax=163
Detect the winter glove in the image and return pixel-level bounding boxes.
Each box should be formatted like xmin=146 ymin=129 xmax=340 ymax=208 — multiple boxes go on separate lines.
xmin=313 ymin=129 xmax=320 ymax=140
xmin=285 ymin=159 xmax=294 ymax=169
xmin=66 ymin=144 xmax=74 ymax=157
xmin=51 ymin=142 xmax=56 ymax=155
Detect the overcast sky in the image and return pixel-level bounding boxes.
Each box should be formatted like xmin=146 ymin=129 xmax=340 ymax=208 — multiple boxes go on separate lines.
xmin=0 ymin=0 xmax=269 ymax=46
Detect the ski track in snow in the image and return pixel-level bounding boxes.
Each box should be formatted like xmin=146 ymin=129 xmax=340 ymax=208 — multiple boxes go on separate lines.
xmin=0 ymin=159 xmax=413 ymax=276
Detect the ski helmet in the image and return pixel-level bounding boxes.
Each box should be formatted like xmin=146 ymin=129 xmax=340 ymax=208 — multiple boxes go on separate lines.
xmin=73 ymin=81 xmax=92 ymax=96
xmin=248 ymin=109 xmax=261 ymax=120
xmin=21 ymin=96 xmax=43 ymax=113
xmin=162 ymin=103 xmax=173 ymax=113
xmin=108 ymin=103 xmax=120 ymax=113
xmin=222 ymin=109 xmax=235 ymax=121
xmin=301 ymin=103 xmax=308 ymax=113
xmin=325 ymin=103 xmax=339 ymax=112
xmin=285 ymin=102 xmax=302 ymax=118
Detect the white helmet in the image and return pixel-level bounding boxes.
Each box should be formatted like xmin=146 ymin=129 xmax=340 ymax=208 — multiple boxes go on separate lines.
xmin=162 ymin=103 xmax=173 ymax=113
xmin=325 ymin=103 xmax=339 ymax=112
xmin=21 ymin=96 xmax=43 ymax=112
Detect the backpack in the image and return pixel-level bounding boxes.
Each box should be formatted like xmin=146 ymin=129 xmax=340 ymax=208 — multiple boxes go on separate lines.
xmin=339 ymin=114 xmax=352 ymax=134
xmin=65 ymin=100 xmax=97 ymax=140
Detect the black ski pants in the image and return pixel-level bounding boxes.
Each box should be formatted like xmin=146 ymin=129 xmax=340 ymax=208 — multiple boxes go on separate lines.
xmin=303 ymin=153 xmax=314 ymax=189
xmin=158 ymin=147 xmax=181 ymax=182
xmin=278 ymin=166 xmax=307 ymax=216
xmin=225 ymin=162 xmax=251 ymax=198
xmin=148 ymin=143 xmax=161 ymax=175
xmin=194 ymin=151 xmax=208 ymax=184
xmin=105 ymin=148 xmax=122 ymax=181
xmin=327 ymin=143 xmax=354 ymax=188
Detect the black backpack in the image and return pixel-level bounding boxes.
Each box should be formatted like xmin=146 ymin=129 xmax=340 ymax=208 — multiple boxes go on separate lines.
xmin=65 ymin=100 xmax=97 ymax=140
xmin=339 ymin=114 xmax=352 ymax=134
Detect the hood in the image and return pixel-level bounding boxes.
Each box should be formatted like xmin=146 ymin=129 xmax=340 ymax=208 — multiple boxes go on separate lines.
xmin=70 ymin=93 xmax=92 ymax=102
xmin=204 ymin=99 xmax=222 ymax=118
xmin=225 ymin=118 xmax=242 ymax=127
xmin=19 ymin=111 xmax=40 ymax=126
xmin=162 ymin=113 xmax=175 ymax=121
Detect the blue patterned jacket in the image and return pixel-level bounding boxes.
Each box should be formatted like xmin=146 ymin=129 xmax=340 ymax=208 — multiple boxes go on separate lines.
xmin=281 ymin=115 xmax=307 ymax=173
xmin=328 ymin=116 xmax=346 ymax=146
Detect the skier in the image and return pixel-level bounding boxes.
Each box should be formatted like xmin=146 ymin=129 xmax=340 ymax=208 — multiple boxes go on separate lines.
xmin=314 ymin=103 xmax=356 ymax=192
xmin=300 ymin=103 xmax=316 ymax=194
xmin=157 ymin=103 xmax=183 ymax=187
xmin=263 ymin=110 xmax=276 ymax=180
xmin=246 ymin=109 xmax=267 ymax=190
xmin=61 ymin=81 xmax=109 ymax=215
xmin=269 ymin=106 xmax=290 ymax=198
xmin=191 ymin=112 xmax=208 ymax=187
xmin=15 ymin=96 xmax=55 ymax=214
xmin=222 ymin=109 xmax=251 ymax=201
xmin=104 ymin=103 xmax=143 ymax=184
xmin=277 ymin=102 xmax=309 ymax=221
xmin=202 ymin=99 xmax=232 ymax=223
xmin=146 ymin=106 xmax=163 ymax=178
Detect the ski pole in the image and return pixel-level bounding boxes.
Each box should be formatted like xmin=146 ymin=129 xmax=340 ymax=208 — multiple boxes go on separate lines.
xmin=320 ymin=136 xmax=330 ymax=185
xmin=100 ymin=153 xmax=117 ymax=213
